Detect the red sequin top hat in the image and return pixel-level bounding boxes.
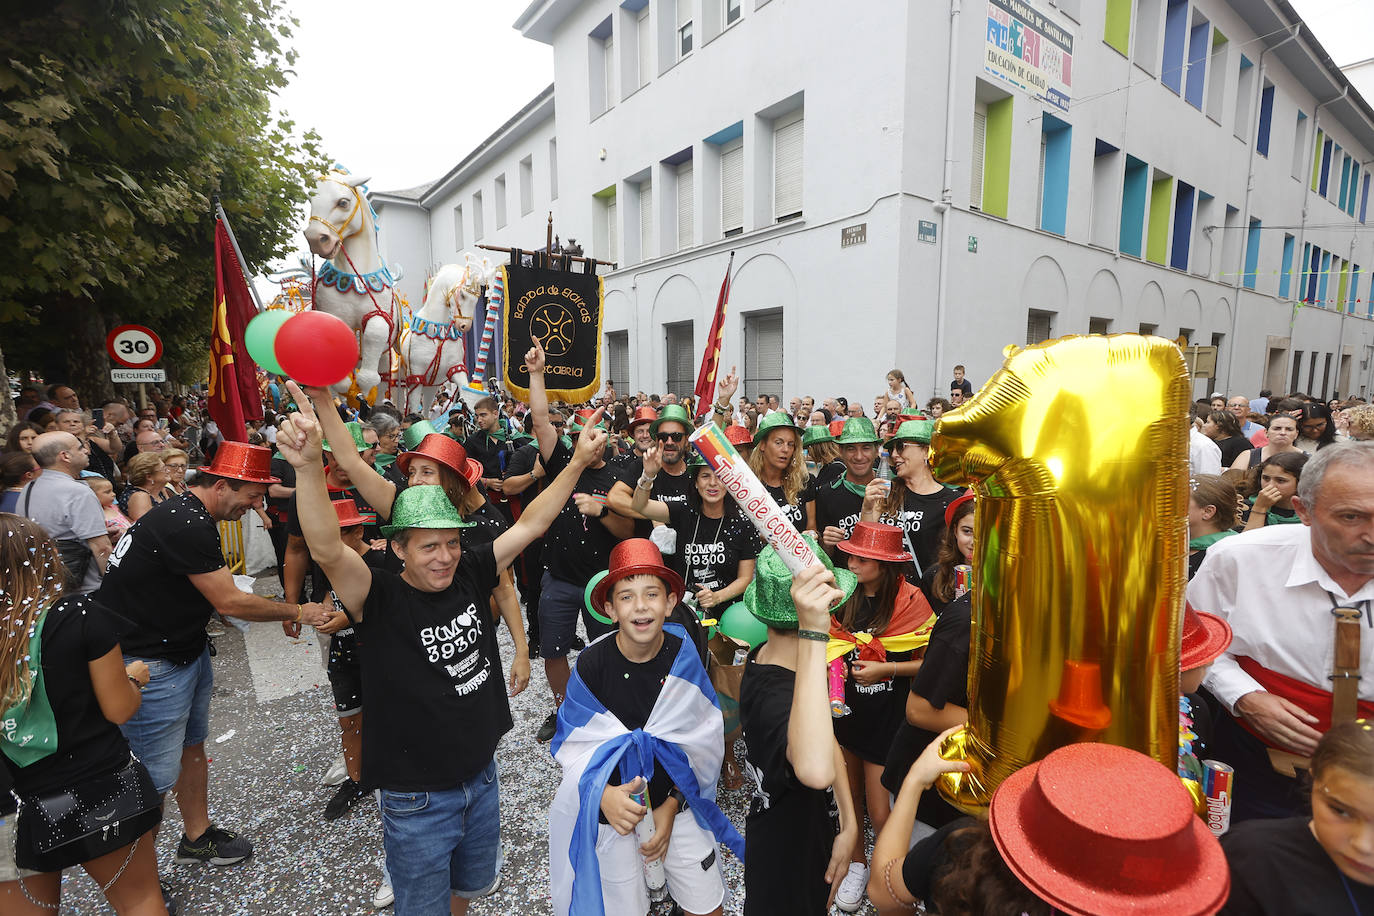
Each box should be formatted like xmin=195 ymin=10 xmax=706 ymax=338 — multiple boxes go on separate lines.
xmin=723 ymin=425 xmax=753 ymax=447
xmin=1047 ymin=659 xmax=1113 ymax=730
xmin=331 ymin=498 xmax=369 ymax=528
xmin=836 ymin=521 xmax=911 ymax=563
xmin=944 ymin=490 xmax=975 ymax=528
xmin=591 ymin=538 xmax=685 ymax=611
xmin=1181 ymin=602 xmax=1233 ymax=671
xmin=396 ymin=434 xmax=482 ymax=488
xmin=989 ymin=742 xmax=1230 ymax=916
xmin=628 ymin=406 xmax=659 ymax=430
xmin=199 ymin=442 xmax=280 ymax=484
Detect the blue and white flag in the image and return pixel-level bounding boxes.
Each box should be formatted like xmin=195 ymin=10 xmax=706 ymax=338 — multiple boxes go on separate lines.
xmin=548 ymin=623 xmax=745 ymax=916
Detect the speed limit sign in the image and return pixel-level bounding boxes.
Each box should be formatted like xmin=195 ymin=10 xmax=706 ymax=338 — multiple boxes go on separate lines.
xmin=106 ymin=325 xmax=164 ymax=368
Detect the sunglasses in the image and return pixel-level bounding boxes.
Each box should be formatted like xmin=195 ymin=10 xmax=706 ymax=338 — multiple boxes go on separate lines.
xmin=552 ymin=420 xmax=566 ymax=427
xmin=656 ymin=431 xmax=686 ymax=443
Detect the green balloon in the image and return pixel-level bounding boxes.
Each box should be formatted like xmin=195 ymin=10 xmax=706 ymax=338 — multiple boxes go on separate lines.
xmin=584 ymin=570 xmax=614 ymax=625
xmin=245 ymin=310 xmax=292 ymax=375
xmin=718 ymin=601 xmax=768 ymax=649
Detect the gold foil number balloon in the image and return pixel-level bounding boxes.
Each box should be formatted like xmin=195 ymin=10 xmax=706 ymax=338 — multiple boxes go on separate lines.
xmin=930 ymin=334 xmax=1191 ymax=813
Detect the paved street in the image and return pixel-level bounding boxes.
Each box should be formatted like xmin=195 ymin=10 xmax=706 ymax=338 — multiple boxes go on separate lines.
xmin=55 ymin=575 xmax=881 ymax=915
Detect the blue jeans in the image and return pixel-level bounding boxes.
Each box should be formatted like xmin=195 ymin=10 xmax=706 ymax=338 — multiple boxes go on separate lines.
xmin=380 ymin=757 xmax=502 ymax=915
xmin=120 ymin=648 xmax=213 ymax=793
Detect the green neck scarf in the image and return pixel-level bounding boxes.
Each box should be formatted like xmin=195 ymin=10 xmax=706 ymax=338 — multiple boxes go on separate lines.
xmin=1 ymin=608 xmax=58 ymax=767
xmin=1188 ymin=530 xmax=1235 ymax=550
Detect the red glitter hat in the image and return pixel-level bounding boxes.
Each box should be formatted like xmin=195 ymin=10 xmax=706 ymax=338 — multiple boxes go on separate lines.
xmin=1047 ymin=659 xmax=1113 ymax=730
xmin=395 ymin=434 xmax=482 ymax=488
xmin=628 ymin=405 xmax=659 ymax=430
xmin=199 ymin=442 xmax=280 ymax=484
xmin=591 ymin=538 xmax=685 ymax=611
xmin=1181 ymin=602 xmax=1232 ymax=671
xmin=723 ymin=425 xmax=753 ymax=447
xmin=837 ymin=521 xmax=911 ymax=563
xmin=989 ymin=742 xmax=1230 ymax=916
xmin=331 ymin=498 xmax=369 ymax=528
xmin=944 ymin=490 xmax=975 ymax=528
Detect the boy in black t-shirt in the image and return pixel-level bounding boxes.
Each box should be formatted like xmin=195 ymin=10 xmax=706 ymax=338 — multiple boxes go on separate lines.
xmin=548 ymin=538 xmax=739 ymax=916
xmin=739 ymin=543 xmax=861 ymax=915
xmin=279 ymin=382 xmax=608 ymax=916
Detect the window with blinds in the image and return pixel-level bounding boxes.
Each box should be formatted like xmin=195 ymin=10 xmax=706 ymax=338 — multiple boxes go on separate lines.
xmin=606 ymin=331 xmax=629 ymax=392
xmin=637 ymin=7 xmax=652 ymax=87
xmin=604 ymin=35 xmax=617 ymax=109
xmin=774 ymin=111 xmax=803 ymax=221
xmin=726 ymin=0 xmax=741 ymax=25
xmin=743 ymin=311 xmax=783 ymax=399
xmin=721 ymin=139 xmax=744 ymax=237
xmin=1026 ymin=310 xmax=1054 ymax=345
xmin=677 ymin=161 xmax=694 ymax=251
xmin=453 ymin=205 xmax=463 ymax=250
xmin=495 ymin=174 xmax=507 ymax=229
xmin=971 ymin=109 xmax=987 ymax=210
xmin=639 ymin=180 xmax=653 ymax=262
xmin=607 ymin=198 xmax=619 ymax=262
xmin=665 ymin=321 xmax=695 ymax=398
xmin=472 ymin=191 xmax=484 ymax=240
xmin=678 ymin=0 xmax=693 ymax=58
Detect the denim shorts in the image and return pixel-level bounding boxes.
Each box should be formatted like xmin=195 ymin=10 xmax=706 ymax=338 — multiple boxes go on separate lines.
xmin=380 ymin=757 xmax=502 ymax=914
xmin=538 ymin=571 xmax=614 ymax=659
xmin=119 ymin=647 xmax=213 ymax=794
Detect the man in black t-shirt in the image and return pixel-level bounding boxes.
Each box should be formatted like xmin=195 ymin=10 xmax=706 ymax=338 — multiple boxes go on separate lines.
xmin=464 ymin=396 xmax=511 ymax=522
xmin=809 ymin=417 xmax=879 ymax=557
xmin=606 ymin=404 xmax=694 ymax=541
xmin=279 ymin=384 xmax=607 ymax=916
xmin=95 ymin=442 xmax=331 ymax=872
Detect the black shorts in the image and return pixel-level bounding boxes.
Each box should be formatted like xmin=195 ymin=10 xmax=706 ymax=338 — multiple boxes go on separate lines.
xmin=327 ymin=630 xmax=362 ymax=716
xmin=537 ymin=570 xmax=613 ymax=658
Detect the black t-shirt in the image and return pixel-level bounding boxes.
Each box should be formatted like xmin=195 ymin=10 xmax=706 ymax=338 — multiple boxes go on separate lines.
xmin=463 ymin=430 xmax=507 ymax=479
xmin=812 ymin=475 xmax=867 ymax=546
xmin=503 ymin=442 xmax=540 ymax=512
xmin=1220 ymin=816 xmax=1374 ymax=914
xmin=741 ymin=653 xmax=835 ymax=916
xmin=268 ymin=454 xmax=296 ymax=520
xmin=763 ymin=482 xmax=807 ymax=531
xmin=833 ymin=596 xmax=915 ymax=765
xmin=882 ymin=594 xmax=972 ymax=799
xmin=1216 ymin=434 xmax=1252 ymax=469
xmin=950 ymin=378 xmax=973 ymax=397
xmin=356 ymin=543 xmax=511 ymax=791
xmin=576 ymin=632 xmax=681 ymax=814
xmin=86 ymin=440 xmax=116 ymax=482
xmin=664 ymin=501 xmax=760 ymax=594
xmin=876 ymin=487 xmax=960 ymax=575
xmin=622 ymin=459 xmax=694 ymax=537
xmin=94 ymin=492 xmax=225 ymax=663
xmin=901 ymin=817 xmax=979 ymax=909
xmin=668 ymin=601 xmax=710 ymax=667
xmin=544 ymin=460 xmax=624 ymax=586
xmin=5 ymin=596 xmax=132 ymax=796
xmin=286 ymin=484 xmax=383 ymax=548
xmin=462 ymin=497 xmax=511 ymax=549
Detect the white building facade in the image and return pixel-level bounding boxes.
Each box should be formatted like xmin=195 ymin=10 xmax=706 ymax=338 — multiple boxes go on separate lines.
xmin=371 ymin=0 xmax=1374 ymax=404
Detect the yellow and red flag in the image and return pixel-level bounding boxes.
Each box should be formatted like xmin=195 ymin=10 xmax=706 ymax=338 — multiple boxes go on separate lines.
xmin=208 ymin=216 xmax=263 ymax=441
xmin=693 ymin=252 xmax=734 ymax=419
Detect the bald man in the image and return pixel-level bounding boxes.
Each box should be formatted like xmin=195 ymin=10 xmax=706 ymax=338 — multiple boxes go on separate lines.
xmin=21 ymin=432 xmax=113 ymax=594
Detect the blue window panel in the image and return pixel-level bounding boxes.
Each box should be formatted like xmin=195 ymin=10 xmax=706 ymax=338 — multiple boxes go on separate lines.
xmin=1162 ymin=0 xmax=1189 ymax=95
xmin=1362 ymin=173 xmax=1371 ymax=224
xmin=1319 ymin=139 xmax=1333 ymax=196
xmin=1243 ymin=219 xmax=1261 ymax=290
xmin=1039 ymin=114 xmax=1072 ymax=235
xmin=1339 ymin=157 xmax=1352 ymax=211
xmin=1120 ymin=155 xmax=1149 ymax=257
xmin=1279 ymin=234 xmax=1295 ymax=299
xmin=1256 ymin=85 xmax=1275 ymax=155
xmin=1349 ymin=266 xmax=1360 ymax=313
xmin=1347 ymin=164 xmax=1360 ymax=217
xmin=1185 ymin=21 xmax=1209 ymax=110
xmin=1170 ymin=181 xmax=1195 ymax=270
xmin=1318 ymin=251 xmax=1331 ymax=307
xmin=1304 ymin=244 xmax=1317 ymax=303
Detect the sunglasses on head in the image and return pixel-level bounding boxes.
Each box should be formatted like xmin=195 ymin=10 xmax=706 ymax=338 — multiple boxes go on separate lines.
xmin=656 ymin=431 xmax=686 ymax=443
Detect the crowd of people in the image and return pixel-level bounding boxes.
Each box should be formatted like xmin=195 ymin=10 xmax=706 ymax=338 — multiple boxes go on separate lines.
xmin=1 ymin=359 xmax=1371 ymax=916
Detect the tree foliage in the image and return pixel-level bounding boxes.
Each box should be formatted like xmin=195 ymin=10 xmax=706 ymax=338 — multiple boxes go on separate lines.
xmin=0 ymin=0 xmax=327 ymax=398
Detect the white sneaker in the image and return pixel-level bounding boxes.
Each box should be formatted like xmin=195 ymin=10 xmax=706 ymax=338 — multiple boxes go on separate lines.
xmin=321 ymin=754 xmax=348 ymax=787
xmin=834 ymin=862 xmax=869 ymax=913
xmin=372 ymin=879 xmax=394 ymax=908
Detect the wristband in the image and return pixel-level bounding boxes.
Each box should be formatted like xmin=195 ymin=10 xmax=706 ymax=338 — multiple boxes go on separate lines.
xmin=128 ymin=675 xmax=144 ymax=691
xmin=598 ymin=503 xmax=609 ymax=518
xmin=712 ymin=403 xmax=728 ymax=415
xmin=295 ymin=603 xmax=303 ymax=623
xmin=637 ymin=474 xmax=656 ymax=489
xmin=798 ymin=629 xmax=830 ymax=643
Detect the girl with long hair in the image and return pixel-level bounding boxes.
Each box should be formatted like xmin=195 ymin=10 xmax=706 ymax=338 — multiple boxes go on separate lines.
xmin=828 ymin=522 xmax=937 ymax=912
xmin=1187 ymin=474 xmax=1238 ymax=579
xmin=0 ymin=450 xmax=38 ymax=514
xmin=0 ymin=514 xmax=164 ymax=914
xmin=1230 ymin=412 xmax=1302 ymax=472
xmin=1202 ymin=409 xmax=1253 ymax=469
xmin=1294 ymin=401 xmax=1338 ymax=453
xmin=920 ymin=494 xmax=976 ymax=616
xmin=5 ymin=421 xmax=43 ymax=454
xmin=1239 ymin=451 xmax=1308 ymax=531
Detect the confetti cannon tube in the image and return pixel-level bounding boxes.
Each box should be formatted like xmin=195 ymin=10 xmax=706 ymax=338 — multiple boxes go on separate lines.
xmin=689 ymin=424 xmax=820 ymax=575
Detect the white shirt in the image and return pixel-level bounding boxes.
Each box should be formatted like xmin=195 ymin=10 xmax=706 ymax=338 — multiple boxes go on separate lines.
xmin=1189 ymin=426 xmax=1222 ymax=475
xmin=1188 ymin=524 xmax=1374 ymax=714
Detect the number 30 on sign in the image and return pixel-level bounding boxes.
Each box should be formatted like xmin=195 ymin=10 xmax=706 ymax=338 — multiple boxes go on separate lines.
xmin=106 ymin=324 xmax=164 ymax=368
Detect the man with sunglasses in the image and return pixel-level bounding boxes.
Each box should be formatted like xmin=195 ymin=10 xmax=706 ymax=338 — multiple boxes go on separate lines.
xmin=605 ymin=404 xmax=697 ymax=537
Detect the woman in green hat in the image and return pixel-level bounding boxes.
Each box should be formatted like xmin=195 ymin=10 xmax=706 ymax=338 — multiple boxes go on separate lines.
xmin=802 ymin=421 xmax=844 ymax=488
xmin=861 ymin=419 xmax=962 ymax=575
xmin=711 ymin=368 xmax=808 ymax=529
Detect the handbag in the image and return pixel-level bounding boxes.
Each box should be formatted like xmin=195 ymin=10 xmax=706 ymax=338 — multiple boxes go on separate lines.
xmin=15 ymin=755 xmax=161 ymax=859
xmin=20 ymin=480 xmax=92 ymax=588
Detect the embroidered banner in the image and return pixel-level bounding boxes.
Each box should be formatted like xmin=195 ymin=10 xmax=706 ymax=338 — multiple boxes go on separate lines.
xmin=501 ymin=262 xmax=603 ymax=402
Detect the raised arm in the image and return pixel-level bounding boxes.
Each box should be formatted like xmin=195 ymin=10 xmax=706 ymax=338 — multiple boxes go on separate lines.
xmin=628 ymin=444 xmax=672 ymax=523
xmin=279 ymin=382 xmax=375 ymax=618
xmin=787 ymin=563 xmax=845 ymax=788
xmin=711 ymin=366 xmax=739 ymax=431
xmin=301 ymin=385 xmax=398 ymax=520
xmin=524 ymin=337 xmax=558 ymax=458
xmin=493 ymin=410 xmax=606 ymax=572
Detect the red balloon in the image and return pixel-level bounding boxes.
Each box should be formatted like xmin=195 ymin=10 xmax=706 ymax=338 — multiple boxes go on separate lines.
xmin=274 ymin=311 xmax=359 ymax=387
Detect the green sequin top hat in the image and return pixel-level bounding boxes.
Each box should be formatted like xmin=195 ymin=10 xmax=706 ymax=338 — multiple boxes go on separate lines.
xmin=401 ymin=420 xmax=439 ymax=451
xmin=742 ymin=534 xmax=858 ymax=629
xmin=379 ymin=485 xmax=475 ymax=537
xmin=650 ymin=403 xmax=694 ymax=437
xmin=834 ymin=416 xmax=880 ymax=445
xmin=752 ymin=411 xmax=802 ymax=445
xmin=884 ymin=418 xmax=935 ymax=449
xmin=801 ymin=424 xmax=835 ymax=448
xmin=322 ymin=420 xmax=367 ymax=453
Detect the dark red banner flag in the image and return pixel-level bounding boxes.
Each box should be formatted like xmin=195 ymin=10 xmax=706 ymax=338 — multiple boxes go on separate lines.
xmin=693 ymin=254 xmax=733 ymax=419
xmin=208 ymin=217 xmax=262 ymax=441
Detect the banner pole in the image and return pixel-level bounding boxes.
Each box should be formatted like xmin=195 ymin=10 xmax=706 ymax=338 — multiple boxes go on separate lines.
xmin=214 ymin=197 xmax=267 ymax=314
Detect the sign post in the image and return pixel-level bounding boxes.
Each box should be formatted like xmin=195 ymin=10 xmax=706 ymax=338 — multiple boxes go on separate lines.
xmin=106 ymin=324 xmax=164 ymax=408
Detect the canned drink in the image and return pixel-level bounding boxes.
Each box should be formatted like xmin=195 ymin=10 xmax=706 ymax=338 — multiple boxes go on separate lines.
xmin=828 ymin=657 xmax=850 ymax=718
xmin=630 ymin=790 xmax=668 ymax=895
xmin=1201 ymin=759 xmax=1233 ymax=837
xmin=954 ymin=565 xmax=972 ymax=597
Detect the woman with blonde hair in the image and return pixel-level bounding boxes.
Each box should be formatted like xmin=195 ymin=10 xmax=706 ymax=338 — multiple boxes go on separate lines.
xmin=118 ymin=453 xmax=169 ymax=522
xmin=0 ymin=514 xmax=164 ymax=914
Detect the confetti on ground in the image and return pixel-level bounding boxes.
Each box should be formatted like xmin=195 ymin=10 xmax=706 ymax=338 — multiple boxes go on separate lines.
xmin=215 ymin=730 xmax=236 ymax=743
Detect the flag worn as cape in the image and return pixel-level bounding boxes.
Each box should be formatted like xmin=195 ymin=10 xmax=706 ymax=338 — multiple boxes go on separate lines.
xmin=548 ymin=623 xmax=745 ymax=916
xmin=208 ymin=216 xmax=263 ymax=441
xmin=826 ymin=578 xmax=936 ymax=664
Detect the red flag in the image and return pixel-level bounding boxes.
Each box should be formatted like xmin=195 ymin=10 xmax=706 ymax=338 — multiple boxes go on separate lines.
xmin=694 ymin=254 xmax=734 ymax=419
xmin=208 ymin=217 xmax=263 ymax=441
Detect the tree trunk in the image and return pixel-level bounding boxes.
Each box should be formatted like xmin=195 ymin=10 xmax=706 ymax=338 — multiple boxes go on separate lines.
xmin=0 ymin=335 xmax=16 ymax=432
xmin=54 ymin=298 xmax=115 ymax=405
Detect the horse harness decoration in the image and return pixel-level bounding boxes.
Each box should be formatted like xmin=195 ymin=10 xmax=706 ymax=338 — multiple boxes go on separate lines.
xmin=398 ymin=269 xmax=475 ymax=398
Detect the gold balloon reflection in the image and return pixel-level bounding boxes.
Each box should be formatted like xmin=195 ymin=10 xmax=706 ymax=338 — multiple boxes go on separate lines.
xmin=930 ymin=334 xmax=1190 ymax=814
